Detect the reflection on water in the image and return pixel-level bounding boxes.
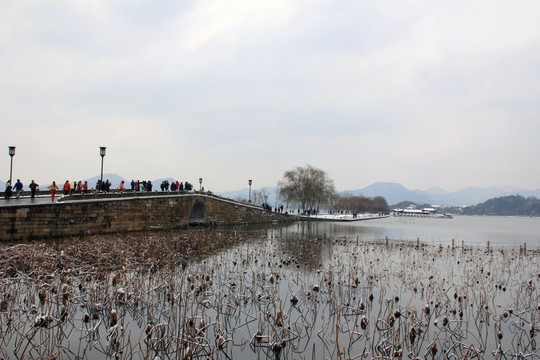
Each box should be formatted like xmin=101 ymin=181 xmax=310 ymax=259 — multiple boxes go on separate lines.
xmin=255 ymin=215 xmax=540 ymax=248
xmin=0 ymin=220 xmax=539 ymax=359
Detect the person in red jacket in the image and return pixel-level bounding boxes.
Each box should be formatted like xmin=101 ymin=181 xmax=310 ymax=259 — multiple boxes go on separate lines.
xmin=63 ymin=180 xmax=71 ymax=195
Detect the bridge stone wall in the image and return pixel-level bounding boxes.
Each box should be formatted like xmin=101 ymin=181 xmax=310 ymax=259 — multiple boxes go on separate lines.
xmin=0 ymin=194 xmax=294 ymax=241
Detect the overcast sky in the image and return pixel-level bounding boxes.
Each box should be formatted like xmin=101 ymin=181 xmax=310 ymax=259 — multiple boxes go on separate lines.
xmin=1 ymin=0 xmax=539 ymax=192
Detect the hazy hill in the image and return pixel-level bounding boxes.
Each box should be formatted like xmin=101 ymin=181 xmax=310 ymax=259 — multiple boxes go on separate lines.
xmin=216 ymin=188 xmax=250 ymax=201
xmin=461 ymin=195 xmax=540 ymax=216
xmin=447 ymin=186 xmax=540 ymax=206
xmin=342 ymin=182 xmax=433 ymax=205
xmin=343 ymin=182 xmax=540 ymax=207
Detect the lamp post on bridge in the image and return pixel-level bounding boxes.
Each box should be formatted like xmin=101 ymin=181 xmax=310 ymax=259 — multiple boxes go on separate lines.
xmin=199 ymin=177 xmax=203 ymax=192
xmin=248 ymin=179 xmax=252 ymax=203
xmin=8 ymin=146 xmax=15 ymax=186
xmin=99 ymin=147 xmax=106 ymax=192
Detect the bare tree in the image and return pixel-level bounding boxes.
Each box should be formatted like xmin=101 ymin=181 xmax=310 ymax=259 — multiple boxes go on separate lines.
xmin=253 ymin=187 xmax=271 ymax=206
xmin=274 ymin=187 xmax=281 ymax=210
xmin=278 ymin=165 xmax=336 ymax=212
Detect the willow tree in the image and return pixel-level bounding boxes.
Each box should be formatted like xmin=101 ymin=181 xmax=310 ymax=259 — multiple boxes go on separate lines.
xmin=278 ymin=165 xmax=337 ymax=212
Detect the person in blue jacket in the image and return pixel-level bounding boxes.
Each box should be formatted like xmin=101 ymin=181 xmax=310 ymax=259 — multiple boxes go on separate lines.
xmin=13 ymin=179 xmax=23 ymax=199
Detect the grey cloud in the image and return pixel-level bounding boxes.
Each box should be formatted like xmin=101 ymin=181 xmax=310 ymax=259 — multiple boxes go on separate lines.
xmin=1 ymin=1 xmax=540 ymax=192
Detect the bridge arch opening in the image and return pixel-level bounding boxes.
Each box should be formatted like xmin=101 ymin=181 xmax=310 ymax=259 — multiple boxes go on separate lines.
xmin=188 ymin=200 xmax=206 ymax=226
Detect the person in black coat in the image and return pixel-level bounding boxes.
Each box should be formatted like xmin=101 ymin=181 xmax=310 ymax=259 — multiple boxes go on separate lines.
xmin=4 ymin=180 xmax=12 ymax=199
xmin=29 ymin=180 xmax=39 ymax=198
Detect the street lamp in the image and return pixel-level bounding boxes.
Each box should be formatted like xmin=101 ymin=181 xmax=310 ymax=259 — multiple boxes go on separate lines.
xmin=8 ymin=146 xmax=15 ymax=185
xmin=99 ymin=147 xmax=106 ymax=192
xmin=248 ymin=179 xmax=252 ymax=203
xmin=199 ymin=177 xmax=203 ymax=192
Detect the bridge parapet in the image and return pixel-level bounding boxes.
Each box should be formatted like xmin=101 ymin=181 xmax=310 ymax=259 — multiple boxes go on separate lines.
xmin=0 ymin=194 xmax=295 ymax=241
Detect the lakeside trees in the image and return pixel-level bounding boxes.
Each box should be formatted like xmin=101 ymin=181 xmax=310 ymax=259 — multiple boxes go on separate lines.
xmin=278 ymin=165 xmax=337 ymax=212
xmin=335 ymin=194 xmax=389 ymax=213
xmin=278 ymin=165 xmax=390 ymax=213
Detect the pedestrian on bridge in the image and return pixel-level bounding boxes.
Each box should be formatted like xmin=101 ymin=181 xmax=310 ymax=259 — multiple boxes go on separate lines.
xmin=48 ymin=181 xmax=59 ymax=202
xmin=29 ymin=180 xmax=39 ymax=199
xmin=63 ymin=180 xmax=71 ymax=196
xmin=4 ymin=180 xmax=12 ymax=199
xmin=13 ymin=179 xmax=23 ymax=199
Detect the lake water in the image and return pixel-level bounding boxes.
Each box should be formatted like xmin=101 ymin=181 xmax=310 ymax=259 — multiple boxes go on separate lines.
xmin=263 ymin=215 xmax=540 ymax=249
xmin=1 ymin=215 xmax=538 ymax=359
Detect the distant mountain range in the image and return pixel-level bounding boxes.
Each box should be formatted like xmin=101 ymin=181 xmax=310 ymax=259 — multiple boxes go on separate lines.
xmin=341 ymin=182 xmax=540 ymax=206
xmin=218 ymin=182 xmax=540 ymax=207
xmin=2 ymin=176 xmax=538 ymax=207
xmin=460 ymin=195 xmax=540 ymax=216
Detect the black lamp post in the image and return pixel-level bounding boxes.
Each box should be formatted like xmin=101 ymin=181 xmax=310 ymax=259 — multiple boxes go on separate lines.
xmin=8 ymin=146 xmax=15 ymax=185
xmin=99 ymin=147 xmax=106 ymax=191
xmin=199 ymin=177 xmax=203 ymax=192
xmin=248 ymin=179 xmax=252 ymax=203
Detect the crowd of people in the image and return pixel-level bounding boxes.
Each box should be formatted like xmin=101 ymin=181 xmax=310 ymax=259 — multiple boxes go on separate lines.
xmin=62 ymin=180 xmax=91 ymax=195
xmin=158 ymin=180 xmax=194 ymax=192
xmin=3 ymin=179 xmax=40 ymax=199
xmin=4 ymin=177 xmax=202 ymax=202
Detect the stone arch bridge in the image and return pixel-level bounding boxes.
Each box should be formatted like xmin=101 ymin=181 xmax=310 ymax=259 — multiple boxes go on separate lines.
xmin=0 ymin=193 xmax=295 ymax=241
